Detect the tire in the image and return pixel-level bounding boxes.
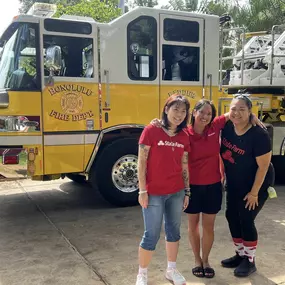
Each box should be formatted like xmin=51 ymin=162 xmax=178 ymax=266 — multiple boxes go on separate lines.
xmin=66 ymin=173 xmax=86 ymax=184
xmin=90 ymin=138 xmax=139 ymax=207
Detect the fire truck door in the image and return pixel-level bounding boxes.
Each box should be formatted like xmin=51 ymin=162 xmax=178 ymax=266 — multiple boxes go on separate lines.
xmin=41 ymin=18 xmax=99 ymax=175
xmin=159 ymin=14 xmax=205 ymax=106
xmin=0 ymin=22 xmax=43 ymax=176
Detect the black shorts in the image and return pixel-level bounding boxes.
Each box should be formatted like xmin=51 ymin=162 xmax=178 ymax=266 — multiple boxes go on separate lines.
xmin=184 ymin=182 xmax=223 ymax=215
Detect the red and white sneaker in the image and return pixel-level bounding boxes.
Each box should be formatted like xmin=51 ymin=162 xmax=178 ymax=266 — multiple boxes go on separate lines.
xmin=165 ymin=268 xmax=186 ymax=285
xmin=135 ymin=272 xmax=147 ymax=285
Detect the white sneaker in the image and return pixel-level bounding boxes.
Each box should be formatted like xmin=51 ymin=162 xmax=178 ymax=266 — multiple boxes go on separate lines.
xmin=136 ymin=273 xmax=147 ymax=285
xmin=165 ymin=268 xmax=186 ymax=285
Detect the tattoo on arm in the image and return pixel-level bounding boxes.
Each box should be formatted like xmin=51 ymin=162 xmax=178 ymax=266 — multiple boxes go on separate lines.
xmin=138 ymin=144 xmax=150 ymax=190
xmin=139 ymin=144 xmax=150 ymax=161
xmin=182 ymin=152 xmax=189 ymax=187
xmin=182 ymin=169 xmax=189 ymax=187
xmin=182 ymin=152 xmax=188 ymax=164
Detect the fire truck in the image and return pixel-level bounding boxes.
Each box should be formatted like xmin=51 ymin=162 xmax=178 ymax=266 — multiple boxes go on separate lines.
xmin=0 ymin=3 xmax=283 ymax=206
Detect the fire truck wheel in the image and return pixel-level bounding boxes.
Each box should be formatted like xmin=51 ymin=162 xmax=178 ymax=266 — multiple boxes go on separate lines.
xmin=66 ymin=173 xmax=86 ymax=184
xmin=90 ymin=138 xmax=139 ymax=207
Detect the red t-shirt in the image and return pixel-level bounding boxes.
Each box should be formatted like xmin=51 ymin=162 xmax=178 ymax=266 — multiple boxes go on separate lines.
xmin=139 ymin=125 xmax=191 ymax=195
xmin=187 ymin=115 xmax=226 ymax=185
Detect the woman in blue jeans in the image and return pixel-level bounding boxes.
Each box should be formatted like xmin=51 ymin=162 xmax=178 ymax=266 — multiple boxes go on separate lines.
xmin=136 ymin=94 xmax=191 ymax=285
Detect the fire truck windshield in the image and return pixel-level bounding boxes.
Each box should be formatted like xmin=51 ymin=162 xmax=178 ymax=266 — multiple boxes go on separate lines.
xmin=0 ymin=23 xmax=40 ymax=91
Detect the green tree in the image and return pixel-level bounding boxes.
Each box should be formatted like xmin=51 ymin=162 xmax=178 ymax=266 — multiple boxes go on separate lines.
xmin=55 ymin=0 xmax=121 ymax=22
xmin=233 ymin=0 xmax=285 ymax=32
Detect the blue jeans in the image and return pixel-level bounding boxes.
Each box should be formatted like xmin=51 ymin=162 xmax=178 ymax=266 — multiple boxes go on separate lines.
xmin=140 ymin=190 xmax=185 ymax=251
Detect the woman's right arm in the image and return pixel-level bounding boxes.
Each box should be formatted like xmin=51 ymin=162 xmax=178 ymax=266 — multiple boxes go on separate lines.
xmin=138 ymin=144 xmax=151 ymax=208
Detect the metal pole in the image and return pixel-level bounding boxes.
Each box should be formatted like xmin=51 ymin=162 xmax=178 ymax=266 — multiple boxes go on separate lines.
xmin=118 ymin=0 xmax=125 ymax=14
xmin=219 ymin=26 xmax=223 ymax=91
xmin=241 ymin=31 xmax=245 ymax=85
xmin=270 ymin=25 xmax=278 ymax=85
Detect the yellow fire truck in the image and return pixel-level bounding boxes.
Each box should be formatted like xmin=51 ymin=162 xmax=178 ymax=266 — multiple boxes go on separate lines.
xmin=0 ymin=3 xmax=283 ymax=206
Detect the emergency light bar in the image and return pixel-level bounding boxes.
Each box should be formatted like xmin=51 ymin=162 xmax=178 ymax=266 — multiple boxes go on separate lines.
xmin=27 ymin=2 xmax=57 ymax=18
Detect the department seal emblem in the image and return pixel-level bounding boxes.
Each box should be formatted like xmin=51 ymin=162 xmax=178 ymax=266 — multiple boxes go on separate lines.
xmin=61 ymin=93 xmax=84 ymax=114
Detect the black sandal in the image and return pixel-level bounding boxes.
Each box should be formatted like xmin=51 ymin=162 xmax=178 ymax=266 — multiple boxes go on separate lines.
xmin=204 ymin=267 xmax=215 ymax=278
xmin=192 ymin=266 xmax=204 ymax=278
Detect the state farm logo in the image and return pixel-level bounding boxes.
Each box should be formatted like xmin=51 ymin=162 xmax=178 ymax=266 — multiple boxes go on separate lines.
xmin=157 ymin=140 xmax=184 ymax=148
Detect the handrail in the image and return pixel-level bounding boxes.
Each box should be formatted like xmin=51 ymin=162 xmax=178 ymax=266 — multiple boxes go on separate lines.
xmin=219 ymin=27 xmax=246 ymax=90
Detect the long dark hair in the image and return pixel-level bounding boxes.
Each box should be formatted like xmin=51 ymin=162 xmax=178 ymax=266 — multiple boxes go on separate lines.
xmin=161 ymin=94 xmax=190 ymax=133
xmin=190 ymin=99 xmax=216 ymax=125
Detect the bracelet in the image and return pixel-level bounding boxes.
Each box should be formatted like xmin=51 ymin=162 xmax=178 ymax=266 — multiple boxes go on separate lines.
xmin=185 ymin=188 xmax=191 ymax=197
xmin=139 ymin=190 xmax=148 ymax=195
xmin=249 ymin=193 xmax=258 ymax=197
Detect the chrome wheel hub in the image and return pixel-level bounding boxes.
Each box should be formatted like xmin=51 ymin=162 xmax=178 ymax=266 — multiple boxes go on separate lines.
xmin=112 ymin=155 xmax=138 ymax=193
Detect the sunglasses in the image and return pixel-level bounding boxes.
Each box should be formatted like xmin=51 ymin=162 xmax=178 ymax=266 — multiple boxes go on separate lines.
xmin=233 ymin=94 xmax=253 ymax=108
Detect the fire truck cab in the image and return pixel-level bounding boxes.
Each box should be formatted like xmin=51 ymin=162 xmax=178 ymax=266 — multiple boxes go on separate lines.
xmin=0 ymin=3 xmax=233 ymax=206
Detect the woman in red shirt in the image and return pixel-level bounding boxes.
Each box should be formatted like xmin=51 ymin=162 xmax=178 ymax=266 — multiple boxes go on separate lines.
xmin=136 ymin=94 xmax=191 ymax=285
xmin=184 ymin=100 xmax=227 ymax=278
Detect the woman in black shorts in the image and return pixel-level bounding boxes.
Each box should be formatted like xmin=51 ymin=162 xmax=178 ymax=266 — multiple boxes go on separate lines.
xmin=220 ymin=94 xmax=272 ymax=277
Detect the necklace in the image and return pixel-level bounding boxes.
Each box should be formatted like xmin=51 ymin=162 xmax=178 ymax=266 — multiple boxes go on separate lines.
xmin=162 ymin=127 xmax=176 ymax=151
xmin=234 ymin=123 xmax=252 ymax=136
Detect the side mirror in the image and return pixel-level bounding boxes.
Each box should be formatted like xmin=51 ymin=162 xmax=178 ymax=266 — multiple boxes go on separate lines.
xmin=45 ymin=45 xmax=62 ymax=86
xmin=45 ymin=45 xmax=62 ymax=72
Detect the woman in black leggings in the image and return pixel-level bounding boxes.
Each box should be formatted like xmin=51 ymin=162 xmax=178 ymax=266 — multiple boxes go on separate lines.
xmin=220 ymin=94 xmax=272 ymax=277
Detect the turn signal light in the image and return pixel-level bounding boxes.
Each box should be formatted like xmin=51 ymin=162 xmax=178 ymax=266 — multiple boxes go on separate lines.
xmin=2 ymin=155 xmax=19 ymax=165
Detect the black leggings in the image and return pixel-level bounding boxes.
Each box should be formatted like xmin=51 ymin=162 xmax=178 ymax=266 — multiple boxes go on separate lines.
xmin=225 ymin=188 xmax=268 ymax=241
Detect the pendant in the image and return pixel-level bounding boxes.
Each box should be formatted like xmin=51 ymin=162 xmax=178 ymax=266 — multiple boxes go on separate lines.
xmin=172 ymin=147 xmax=174 ymax=151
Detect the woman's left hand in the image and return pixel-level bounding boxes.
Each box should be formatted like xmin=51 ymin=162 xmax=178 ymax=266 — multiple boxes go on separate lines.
xmin=244 ymin=192 xmax=259 ymax=211
xmin=183 ymin=195 xmax=189 ymax=211
xmin=251 ymin=114 xmax=266 ymax=129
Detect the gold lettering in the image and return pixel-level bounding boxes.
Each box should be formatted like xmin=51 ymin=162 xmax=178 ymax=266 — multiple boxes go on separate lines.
xmin=72 ymin=115 xmax=78 ymax=121
xmin=71 ymin=110 xmax=94 ymax=121
xmin=86 ymin=89 xmax=93 ymax=96
xmin=48 ymin=84 xmax=93 ymax=96
xmin=72 ymin=85 xmax=77 ymax=92
xmin=49 ymin=110 xmax=69 ymax=121
xmin=48 ymin=88 xmax=56 ymax=96
xmin=77 ymin=85 xmax=83 ymax=93
xmin=60 ymin=85 xmax=67 ymax=92
xmin=50 ymin=110 xmax=57 ymax=117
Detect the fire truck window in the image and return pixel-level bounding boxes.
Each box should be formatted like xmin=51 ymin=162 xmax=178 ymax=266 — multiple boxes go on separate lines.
xmin=162 ymin=45 xmax=200 ymax=81
xmin=0 ymin=23 xmax=41 ymax=91
xmin=164 ymin=19 xmax=199 ymax=43
xmin=44 ymin=19 xmax=92 ymax=35
xmin=127 ymin=16 xmax=157 ymax=81
xmin=43 ymin=35 xmax=93 ymax=78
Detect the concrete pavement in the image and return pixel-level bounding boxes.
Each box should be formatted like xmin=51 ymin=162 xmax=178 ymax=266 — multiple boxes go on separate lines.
xmin=0 ymin=179 xmax=284 ymax=285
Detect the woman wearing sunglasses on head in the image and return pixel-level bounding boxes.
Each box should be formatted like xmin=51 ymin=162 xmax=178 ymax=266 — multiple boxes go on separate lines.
xmin=220 ymin=94 xmax=273 ymax=277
